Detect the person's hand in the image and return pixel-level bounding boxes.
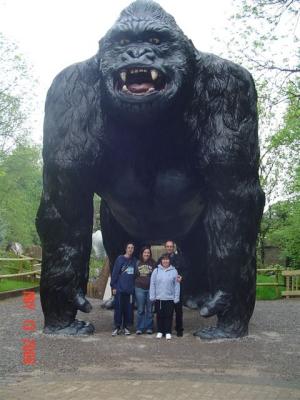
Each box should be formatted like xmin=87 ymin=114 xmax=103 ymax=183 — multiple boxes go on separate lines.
xmin=112 ymin=289 xmax=117 ymax=295
xmin=177 ymin=275 xmax=182 ymax=283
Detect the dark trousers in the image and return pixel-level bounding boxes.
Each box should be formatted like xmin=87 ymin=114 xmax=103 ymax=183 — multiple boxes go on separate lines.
xmin=174 ymin=298 xmax=183 ymax=333
xmin=114 ymin=292 xmax=134 ymax=329
xmin=155 ymin=300 xmax=174 ymax=335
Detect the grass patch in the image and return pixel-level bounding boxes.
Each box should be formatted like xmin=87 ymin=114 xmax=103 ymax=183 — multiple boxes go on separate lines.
xmin=0 ymin=279 xmax=39 ymax=292
xmin=0 ymin=250 xmax=33 ymax=275
xmin=256 ymin=274 xmax=285 ymax=300
xmin=89 ymin=257 xmax=104 ymax=279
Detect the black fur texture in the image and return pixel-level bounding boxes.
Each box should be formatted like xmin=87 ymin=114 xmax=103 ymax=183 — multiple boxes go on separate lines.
xmin=36 ymin=0 xmax=265 ymax=338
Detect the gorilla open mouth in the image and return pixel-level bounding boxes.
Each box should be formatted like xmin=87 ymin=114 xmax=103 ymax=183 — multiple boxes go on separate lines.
xmin=115 ymin=67 xmax=166 ymax=96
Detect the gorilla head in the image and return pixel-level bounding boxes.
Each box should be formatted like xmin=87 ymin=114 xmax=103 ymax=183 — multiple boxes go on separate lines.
xmin=98 ymin=0 xmax=196 ymax=123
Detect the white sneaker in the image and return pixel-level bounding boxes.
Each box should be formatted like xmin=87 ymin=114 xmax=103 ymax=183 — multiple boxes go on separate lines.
xmin=112 ymin=328 xmax=119 ymax=336
xmin=156 ymin=332 xmax=163 ymax=339
xmin=166 ymin=333 xmax=172 ymax=340
xmin=124 ymin=328 xmax=131 ymax=335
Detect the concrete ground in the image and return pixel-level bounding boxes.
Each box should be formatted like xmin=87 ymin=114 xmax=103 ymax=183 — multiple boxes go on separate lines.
xmin=0 ymin=294 xmax=299 ymax=400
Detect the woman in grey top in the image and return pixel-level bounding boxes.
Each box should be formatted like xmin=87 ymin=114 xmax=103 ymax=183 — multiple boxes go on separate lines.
xmin=149 ymin=253 xmax=180 ymax=340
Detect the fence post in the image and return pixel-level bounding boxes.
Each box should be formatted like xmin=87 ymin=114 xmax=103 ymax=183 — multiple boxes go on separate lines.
xmin=275 ymin=266 xmax=280 ymax=298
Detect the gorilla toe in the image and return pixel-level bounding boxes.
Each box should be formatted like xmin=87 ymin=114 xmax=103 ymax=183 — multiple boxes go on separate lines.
xmin=194 ymin=325 xmax=247 ymax=340
xmin=44 ymin=319 xmax=95 ymax=335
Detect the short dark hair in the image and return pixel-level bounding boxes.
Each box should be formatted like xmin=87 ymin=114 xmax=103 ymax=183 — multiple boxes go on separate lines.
xmin=160 ymin=253 xmax=171 ymax=260
xmin=125 ymin=242 xmax=135 ymax=250
xmin=165 ymin=240 xmax=175 ymax=246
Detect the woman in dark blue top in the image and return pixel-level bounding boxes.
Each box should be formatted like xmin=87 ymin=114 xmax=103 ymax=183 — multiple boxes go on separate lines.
xmin=110 ymin=242 xmax=138 ymax=336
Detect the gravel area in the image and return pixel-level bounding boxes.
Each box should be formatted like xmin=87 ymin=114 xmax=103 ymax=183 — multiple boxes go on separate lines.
xmin=0 ymin=294 xmax=299 ymax=390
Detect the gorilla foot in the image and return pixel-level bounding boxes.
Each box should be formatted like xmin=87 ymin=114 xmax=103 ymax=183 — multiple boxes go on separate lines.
xmin=193 ymin=325 xmax=247 ymax=340
xmin=44 ymin=319 xmax=95 ymax=335
xmin=74 ymin=293 xmax=92 ymax=313
xmin=199 ymin=290 xmax=232 ymax=317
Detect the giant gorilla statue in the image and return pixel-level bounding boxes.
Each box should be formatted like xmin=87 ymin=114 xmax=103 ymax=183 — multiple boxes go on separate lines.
xmin=36 ymin=0 xmax=265 ymax=338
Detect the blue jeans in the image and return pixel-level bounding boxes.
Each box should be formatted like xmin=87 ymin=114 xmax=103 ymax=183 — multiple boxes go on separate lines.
xmin=135 ymin=287 xmax=153 ymax=332
xmin=113 ymin=292 xmax=134 ymax=329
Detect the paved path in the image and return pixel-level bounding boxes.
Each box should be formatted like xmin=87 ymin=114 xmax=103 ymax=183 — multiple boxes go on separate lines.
xmin=0 ymin=295 xmax=299 ymax=399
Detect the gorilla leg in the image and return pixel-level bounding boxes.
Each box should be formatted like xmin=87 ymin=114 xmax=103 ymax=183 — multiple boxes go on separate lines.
xmin=36 ymin=166 xmax=95 ymax=335
xmin=178 ymin=220 xmax=210 ymax=309
xmin=194 ymin=172 xmax=264 ymax=339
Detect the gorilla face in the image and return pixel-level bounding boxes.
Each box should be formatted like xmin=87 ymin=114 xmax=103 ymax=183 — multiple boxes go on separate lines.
xmin=99 ymin=0 xmax=196 ymax=123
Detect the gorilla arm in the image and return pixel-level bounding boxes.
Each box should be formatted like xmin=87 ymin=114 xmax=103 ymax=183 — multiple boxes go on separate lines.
xmin=36 ymin=58 xmax=102 ymax=334
xmin=195 ymin=56 xmax=265 ymax=338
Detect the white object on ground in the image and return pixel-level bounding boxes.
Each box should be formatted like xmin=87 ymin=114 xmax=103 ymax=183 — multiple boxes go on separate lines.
xmin=92 ymin=230 xmax=106 ymax=259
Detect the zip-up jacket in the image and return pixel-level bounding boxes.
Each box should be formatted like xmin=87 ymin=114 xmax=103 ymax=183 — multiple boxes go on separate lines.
xmin=149 ymin=264 xmax=180 ymax=303
xmin=110 ymin=255 xmax=138 ymax=295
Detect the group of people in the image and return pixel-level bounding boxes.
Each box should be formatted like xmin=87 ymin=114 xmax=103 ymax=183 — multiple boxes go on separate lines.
xmin=110 ymin=240 xmax=185 ymax=340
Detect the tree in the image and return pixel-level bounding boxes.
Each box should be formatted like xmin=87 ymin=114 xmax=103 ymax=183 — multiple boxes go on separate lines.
xmin=0 ymin=33 xmax=36 ymax=157
xmin=0 ymin=33 xmax=39 ymax=246
xmin=0 ymin=144 xmax=42 ymax=246
xmin=222 ymin=1 xmax=300 ymax=264
xmin=267 ymin=167 xmax=300 ymax=267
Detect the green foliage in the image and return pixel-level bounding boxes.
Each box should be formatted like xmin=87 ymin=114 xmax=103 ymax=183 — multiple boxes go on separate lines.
xmin=228 ymin=2 xmax=300 ymax=266
xmin=271 ymin=80 xmax=300 ymax=149
xmin=0 ymin=145 xmax=42 ymax=246
xmin=228 ymin=1 xmax=299 ymax=202
xmin=256 ymin=273 xmax=285 ymax=300
xmin=268 ymin=199 xmax=300 ymax=268
xmin=0 ymin=279 xmax=38 ymax=292
xmin=0 ymin=33 xmax=41 ymax=247
xmin=0 ymin=33 xmax=36 ymax=156
xmin=89 ymin=256 xmax=104 ymax=280
xmin=93 ymin=194 xmax=101 ymax=230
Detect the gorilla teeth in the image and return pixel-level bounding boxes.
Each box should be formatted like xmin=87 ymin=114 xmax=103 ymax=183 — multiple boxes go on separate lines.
xmin=120 ymin=72 xmax=127 ymax=82
xmin=151 ymin=70 xmax=158 ymax=80
xmin=122 ymin=85 xmax=129 ymax=92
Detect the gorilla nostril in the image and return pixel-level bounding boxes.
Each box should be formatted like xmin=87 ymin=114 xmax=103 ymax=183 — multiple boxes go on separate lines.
xmin=125 ymin=47 xmax=155 ymax=61
xmin=146 ymin=53 xmax=155 ymax=61
xmin=126 ymin=49 xmax=136 ymax=58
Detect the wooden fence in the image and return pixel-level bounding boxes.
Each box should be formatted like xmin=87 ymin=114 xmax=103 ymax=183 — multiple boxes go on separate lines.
xmin=0 ymin=269 xmax=41 ymax=282
xmin=281 ymin=270 xmax=300 ymax=298
xmin=0 ymin=257 xmax=41 ymax=298
xmin=256 ymin=266 xmax=283 ymax=298
xmin=0 ymin=256 xmax=41 ymax=273
xmin=1 ymin=256 xmax=299 ymax=299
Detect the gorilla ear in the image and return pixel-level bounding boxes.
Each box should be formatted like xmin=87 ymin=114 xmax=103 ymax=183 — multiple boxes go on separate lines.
xmin=187 ymin=39 xmax=198 ymax=60
xmin=98 ymin=38 xmax=104 ymax=51
xmin=188 ymin=39 xmax=197 ymax=53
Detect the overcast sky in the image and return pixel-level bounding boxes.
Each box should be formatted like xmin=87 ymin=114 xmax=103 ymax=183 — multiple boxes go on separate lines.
xmin=0 ymin=0 xmax=235 ymax=141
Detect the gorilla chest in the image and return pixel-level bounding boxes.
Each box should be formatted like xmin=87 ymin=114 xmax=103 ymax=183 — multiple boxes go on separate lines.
xmin=100 ymin=157 xmax=205 ymax=240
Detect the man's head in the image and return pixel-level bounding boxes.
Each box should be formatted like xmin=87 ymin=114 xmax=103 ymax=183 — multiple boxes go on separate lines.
xmin=165 ymin=240 xmax=175 ymax=255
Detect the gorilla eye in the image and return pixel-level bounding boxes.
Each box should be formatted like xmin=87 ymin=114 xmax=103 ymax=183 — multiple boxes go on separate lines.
xmin=119 ymin=38 xmax=130 ymax=46
xmin=148 ymin=37 xmax=160 ymax=45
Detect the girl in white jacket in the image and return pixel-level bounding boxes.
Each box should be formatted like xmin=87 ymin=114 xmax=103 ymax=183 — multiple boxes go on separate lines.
xmin=150 ymin=253 xmax=180 ymax=340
